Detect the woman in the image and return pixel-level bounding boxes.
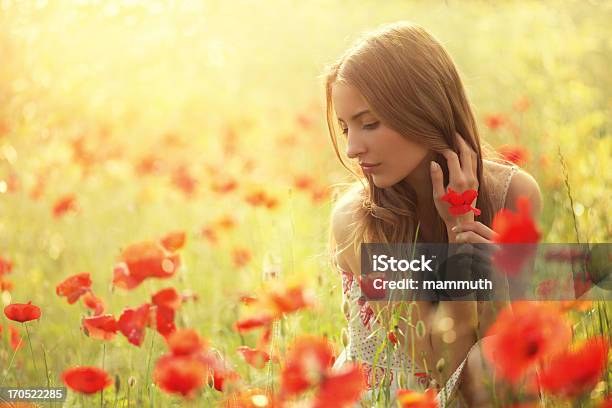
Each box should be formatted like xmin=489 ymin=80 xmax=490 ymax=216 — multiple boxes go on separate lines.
xmin=325 ymin=22 xmax=542 ymax=407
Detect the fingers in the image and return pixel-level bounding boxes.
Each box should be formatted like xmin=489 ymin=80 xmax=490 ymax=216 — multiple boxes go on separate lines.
xmin=453 ymin=221 xmax=499 ymax=241
xmin=454 ymin=230 xmax=490 ymax=244
xmin=455 ymin=133 xmax=478 ymax=189
xmin=455 ymin=134 xmax=472 ymax=174
xmin=430 ymin=161 xmax=445 ymax=200
xmin=440 ymin=149 xmax=462 ymax=187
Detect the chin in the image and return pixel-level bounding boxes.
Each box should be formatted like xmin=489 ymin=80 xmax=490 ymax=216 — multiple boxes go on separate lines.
xmin=370 ymin=176 xmax=395 ymax=189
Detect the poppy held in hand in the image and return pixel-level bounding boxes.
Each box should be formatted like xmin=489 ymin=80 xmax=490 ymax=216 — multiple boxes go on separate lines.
xmin=4 ymin=301 xmax=41 ymax=322
xmin=440 ymin=188 xmax=481 ymax=216
xmin=61 ymin=366 xmax=112 ymax=394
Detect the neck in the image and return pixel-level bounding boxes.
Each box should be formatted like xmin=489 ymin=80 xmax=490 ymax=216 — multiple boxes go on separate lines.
xmin=404 ymin=152 xmax=436 ymax=211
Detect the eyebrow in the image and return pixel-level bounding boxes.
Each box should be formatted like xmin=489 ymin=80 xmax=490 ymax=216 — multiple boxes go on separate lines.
xmin=337 ymin=109 xmax=371 ymax=123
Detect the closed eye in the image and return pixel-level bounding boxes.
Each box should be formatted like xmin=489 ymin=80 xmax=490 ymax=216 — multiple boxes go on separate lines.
xmin=363 ymin=122 xmax=379 ymax=130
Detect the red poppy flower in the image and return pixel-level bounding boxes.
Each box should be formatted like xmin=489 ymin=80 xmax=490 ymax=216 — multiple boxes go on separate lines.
xmin=492 ymin=196 xmax=541 ymax=276
xmin=118 ymin=304 xmax=150 ymax=346
xmin=155 ymin=306 xmax=176 ymax=338
xmin=358 ymin=272 xmax=388 ymax=300
xmin=498 ymin=144 xmax=529 ymax=166
xmin=484 ymin=113 xmax=507 ymax=130
xmin=216 ymin=215 xmax=237 ymax=230
xmin=135 ymin=154 xmax=163 ymax=176
xmin=112 ymin=262 xmax=144 ymax=290
xmin=166 ymin=328 xmax=207 ymax=356
xmin=9 ymin=324 xmax=22 ymax=350
xmin=396 ymin=389 xmax=438 ymax=408
xmin=245 ymin=191 xmax=267 ymax=207
xmin=535 ymin=280 xmax=557 ymax=299
xmin=388 ymin=331 xmax=398 ymax=345
xmin=281 ymin=336 xmax=335 ymax=396
xmin=239 ymin=294 xmax=258 ymax=306
xmin=61 ymin=366 xmax=112 ymax=394
xmin=200 ymin=226 xmax=219 ymax=245
xmin=0 ymin=256 xmax=13 ymax=275
xmin=537 ymin=336 xmax=609 ymax=398
xmin=281 ymin=336 xmax=364 ymax=406
xmin=121 ymin=241 xmax=181 ymax=279
xmin=0 ymin=278 xmax=14 ymax=292
xmin=53 ymin=194 xmax=78 ymax=218
xmin=82 ymin=291 xmax=105 ymax=315
xmin=440 ymin=188 xmax=481 ymax=216
xmin=267 ymin=285 xmax=313 ymax=315
xmin=311 ymin=187 xmax=330 ymax=204
xmin=211 ymin=179 xmax=238 ymax=194
xmin=293 ymin=175 xmax=314 ymax=191
xmin=82 ymin=315 xmax=118 ymax=341
xmin=312 ymin=366 xmax=365 ymax=408
xmin=160 ymin=231 xmax=186 ymax=252
xmin=232 ymin=248 xmax=252 ymax=268
xmin=152 ymin=287 xmax=182 ymax=310
xmin=171 ymin=165 xmax=198 ymax=197
xmin=113 ymin=241 xmax=181 ymax=290
xmin=264 ymin=197 xmax=278 ymax=210
xmin=207 ymin=353 xmax=241 ymax=392
xmin=153 ymin=354 xmax=208 ymax=398
xmin=4 ymin=301 xmax=41 ymax=322
xmin=483 ymin=302 xmax=571 ymax=384
xmin=544 ymin=248 xmax=588 ymax=263
xmin=513 ymin=97 xmax=530 ymax=113
xmin=237 ymin=346 xmax=271 ymax=369
xmin=56 ymin=273 xmax=92 ymax=304
xmin=234 ymin=315 xmax=274 ymax=333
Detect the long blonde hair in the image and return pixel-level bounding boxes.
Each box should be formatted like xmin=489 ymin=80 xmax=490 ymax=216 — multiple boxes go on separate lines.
xmin=325 ymin=22 xmax=495 ymax=257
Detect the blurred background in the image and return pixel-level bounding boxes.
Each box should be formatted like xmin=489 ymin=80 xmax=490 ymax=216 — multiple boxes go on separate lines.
xmin=0 ymin=0 xmax=610 ymax=405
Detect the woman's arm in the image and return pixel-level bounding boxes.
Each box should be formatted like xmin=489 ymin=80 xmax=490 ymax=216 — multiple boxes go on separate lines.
xmin=504 ymin=169 xmax=542 ymax=217
xmin=330 ymin=188 xmax=362 ymax=276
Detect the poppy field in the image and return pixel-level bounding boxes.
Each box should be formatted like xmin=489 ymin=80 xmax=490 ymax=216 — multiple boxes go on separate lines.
xmin=0 ymin=1 xmax=611 ymax=407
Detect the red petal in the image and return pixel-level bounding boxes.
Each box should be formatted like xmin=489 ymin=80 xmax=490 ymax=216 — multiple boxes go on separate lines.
xmin=61 ymin=366 xmax=112 ymax=394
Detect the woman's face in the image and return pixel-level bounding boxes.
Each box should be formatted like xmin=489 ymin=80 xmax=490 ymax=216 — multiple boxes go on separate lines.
xmin=332 ymin=82 xmax=429 ymax=188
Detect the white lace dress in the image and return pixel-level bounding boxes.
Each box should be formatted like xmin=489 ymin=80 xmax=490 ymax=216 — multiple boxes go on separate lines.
xmin=331 ymin=161 xmax=518 ymax=407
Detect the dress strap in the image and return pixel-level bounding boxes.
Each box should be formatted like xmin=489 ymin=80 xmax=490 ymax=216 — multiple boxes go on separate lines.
xmin=500 ymin=165 xmax=519 ymax=208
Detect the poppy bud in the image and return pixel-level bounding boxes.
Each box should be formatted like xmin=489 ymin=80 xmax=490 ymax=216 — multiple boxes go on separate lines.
xmin=342 ymin=299 xmax=350 ymax=318
xmin=416 ymin=320 xmax=426 ymax=339
xmin=436 ymin=358 xmax=445 ymax=373
xmin=341 ymin=328 xmax=349 ymax=348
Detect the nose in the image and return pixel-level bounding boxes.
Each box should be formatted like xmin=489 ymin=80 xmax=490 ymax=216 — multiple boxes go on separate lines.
xmin=345 ymin=130 xmax=367 ymax=159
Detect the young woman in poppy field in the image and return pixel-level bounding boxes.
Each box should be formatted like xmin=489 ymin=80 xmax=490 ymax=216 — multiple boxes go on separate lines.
xmin=325 ymin=22 xmax=544 ymax=407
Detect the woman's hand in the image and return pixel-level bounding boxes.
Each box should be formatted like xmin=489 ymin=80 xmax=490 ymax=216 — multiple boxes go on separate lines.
xmin=452 ymin=221 xmax=499 ymax=244
xmin=430 ymin=133 xmax=480 ymax=241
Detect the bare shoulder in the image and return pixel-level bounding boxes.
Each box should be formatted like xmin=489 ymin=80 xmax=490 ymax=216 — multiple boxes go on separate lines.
xmin=330 ymin=183 xmax=364 ymax=274
xmin=505 ymin=168 xmax=542 ymax=217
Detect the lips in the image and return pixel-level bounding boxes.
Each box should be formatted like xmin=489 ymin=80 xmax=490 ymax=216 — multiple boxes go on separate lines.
xmin=360 ymin=163 xmax=381 ymax=174
xmin=360 ymin=163 xmax=381 ymax=169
